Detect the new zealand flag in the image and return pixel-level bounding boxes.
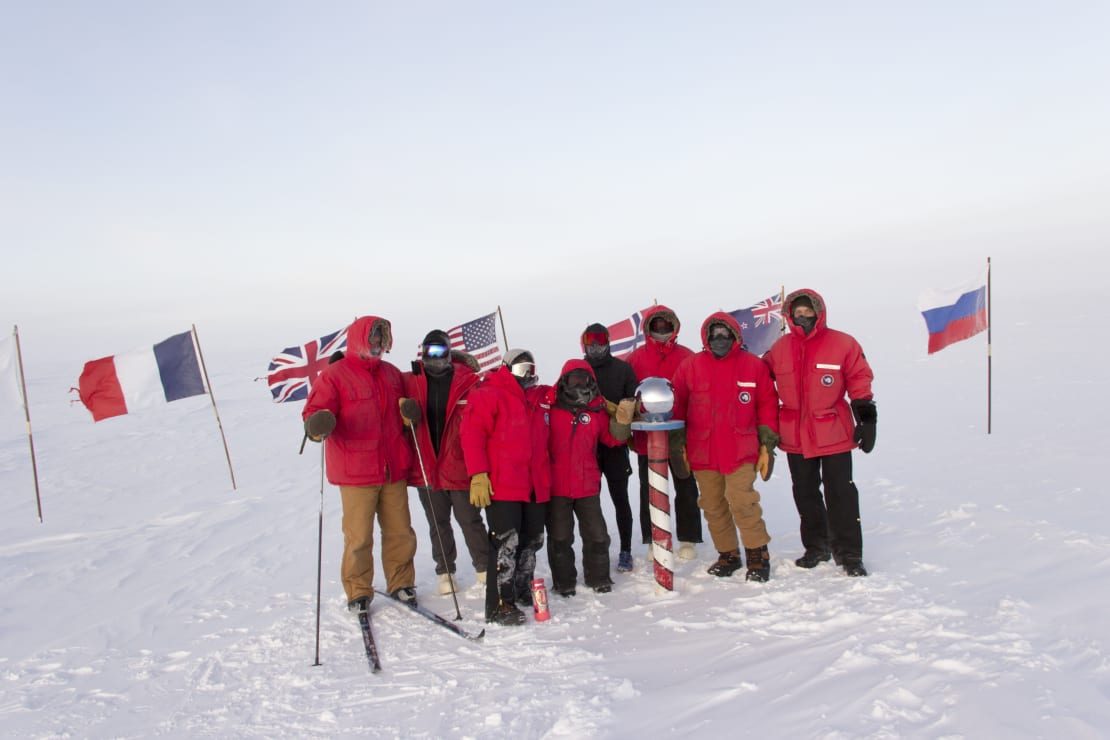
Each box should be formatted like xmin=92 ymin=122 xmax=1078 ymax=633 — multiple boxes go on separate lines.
xmin=728 ymin=293 xmax=784 ymax=357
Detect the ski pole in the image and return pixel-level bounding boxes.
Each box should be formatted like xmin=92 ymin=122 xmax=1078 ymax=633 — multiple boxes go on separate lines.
xmin=312 ymin=443 xmax=325 ymax=666
xmin=409 ymin=423 xmax=463 ymax=621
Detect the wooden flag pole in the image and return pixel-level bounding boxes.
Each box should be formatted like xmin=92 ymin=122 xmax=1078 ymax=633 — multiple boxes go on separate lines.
xmin=191 ymin=324 xmax=238 ymax=489
xmin=987 ymin=257 xmax=993 ymax=435
xmin=780 ymin=285 xmax=787 ymax=337
xmin=13 ymin=325 xmax=43 ymax=523
xmin=496 ymin=306 xmax=510 ymax=351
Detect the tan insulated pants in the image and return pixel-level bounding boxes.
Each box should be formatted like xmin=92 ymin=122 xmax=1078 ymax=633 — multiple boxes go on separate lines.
xmin=339 ymin=482 xmax=417 ymax=602
xmin=694 ymin=465 xmax=771 ymax=553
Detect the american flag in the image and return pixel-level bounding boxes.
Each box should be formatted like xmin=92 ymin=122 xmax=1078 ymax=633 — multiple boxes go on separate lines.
xmin=448 ymin=312 xmax=502 ymax=372
xmin=266 ymin=328 xmax=348 ymax=403
xmin=607 ymin=307 xmax=653 ymax=359
xmin=728 ymin=293 xmax=784 ymax=357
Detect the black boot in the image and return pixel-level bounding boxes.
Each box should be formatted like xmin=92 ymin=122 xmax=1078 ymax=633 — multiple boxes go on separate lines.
xmin=843 ymin=561 xmax=868 ymax=577
xmin=487 ymin=602 xmax=527 ymax=626
xmin=795 ymin=549 xmax=831 ymax=568
xmin=744 ymin=545 xmax=770 ymax=582
xmin=707 ymin=549 xmax=743 ymax=577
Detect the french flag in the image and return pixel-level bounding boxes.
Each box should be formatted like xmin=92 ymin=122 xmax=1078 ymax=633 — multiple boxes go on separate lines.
xmin=77 ymin=331 xmax=208 ymax=421
xmin=918 ymin=273 xmax=988 ymax=354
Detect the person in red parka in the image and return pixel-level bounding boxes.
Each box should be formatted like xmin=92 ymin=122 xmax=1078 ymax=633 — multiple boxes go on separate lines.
xmin=764 ymin=289 xmax=876 ymax=577
xmin=460 ymin=349 xmax=552 ymax=626
xmin=672 ymin=312 xmax=781 ymax=582
xmin=627 ymin=305 xmax=703 ymax=559
xmin=401 ymin=330 xmax=490 ymax=596
xmin=545 ymin=360 xmax=635 ymax=596
xmin=302 ymin=315 xmax=418 ymax=612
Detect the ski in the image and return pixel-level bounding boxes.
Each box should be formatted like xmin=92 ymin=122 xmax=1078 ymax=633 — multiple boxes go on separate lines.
xmin=357 ymin=609 xmax=382 ymax=673
xmin=384 ymin=592 xmax=486 ymax=641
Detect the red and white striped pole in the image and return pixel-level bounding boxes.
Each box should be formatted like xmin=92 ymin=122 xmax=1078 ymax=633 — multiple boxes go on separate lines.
xmin=645 ymin=427 xmax=675 ymax=592
xmin=633 ymin=376 xmax=684 ymax=595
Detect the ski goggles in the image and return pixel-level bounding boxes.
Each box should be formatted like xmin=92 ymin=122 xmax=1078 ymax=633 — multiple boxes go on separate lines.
xmin=707 ymin=325 xmax=732 ymax=341
xmin=423 ymin=343 xmax=450 ymax=359
xmin=649 ymin=318 xmax=674 ymax=334
xmin=582 ymin=331 xmax=608 ymax=347
xmin=509 ymin=361 xmax=535 ymax=380
xmin=563 ymin=370 xmax=594 ymax=388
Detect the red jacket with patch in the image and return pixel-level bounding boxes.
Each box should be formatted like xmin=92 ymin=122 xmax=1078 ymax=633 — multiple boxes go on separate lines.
xmin=627 ymin=304 xmax=695 ymax=454
xmin=461 ymin=366 xmax=551 ymax=503
xmin=672 ymin=312 xmax=780 ymax=474
xmin=546 ymin=360 xmax=625 ymax=499
xmin=402 ymin=356 xmax=481 ymax=491
xmin=303 ymin=315 xmax=412 ymax=486
xmin=764 ymin=289 xmax=874 ymax=458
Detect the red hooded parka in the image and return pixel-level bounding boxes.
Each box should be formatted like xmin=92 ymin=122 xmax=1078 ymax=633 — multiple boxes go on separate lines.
xmin=546 ymin=360 xmax=626 ymax=499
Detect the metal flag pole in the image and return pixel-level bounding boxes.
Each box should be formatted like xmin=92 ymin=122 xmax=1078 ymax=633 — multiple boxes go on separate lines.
xmin=190 ymin=324 xmax=237 ymax=489
xmin=313 ymin=443 xmax=325 ymax=666
xmin=496 ymin=306 xmax=510 ymax=352
xmin=13 ymin=325 xmax=43 ymax=522
xmin=986 ymin=257 xmax=993 ymax=435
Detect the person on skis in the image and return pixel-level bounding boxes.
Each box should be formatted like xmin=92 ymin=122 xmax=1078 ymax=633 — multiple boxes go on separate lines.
xmin=302 ymin=316 xmax=418 ymax=613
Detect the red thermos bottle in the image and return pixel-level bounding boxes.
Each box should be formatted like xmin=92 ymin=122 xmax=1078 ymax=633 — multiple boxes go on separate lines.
xmin=531 ymin=578 xmax=550 ymax=622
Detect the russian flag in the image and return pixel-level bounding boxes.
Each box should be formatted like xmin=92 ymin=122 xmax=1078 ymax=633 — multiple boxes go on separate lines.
xmin=918 ymin=273 xmax=988 ymax=355
xmin=77 ymin=331 xmax=208 ymax=421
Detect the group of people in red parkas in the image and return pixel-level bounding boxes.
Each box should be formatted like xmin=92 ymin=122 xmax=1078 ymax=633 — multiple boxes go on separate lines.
xmin=301 ymin=289 xmax=877 ymax=626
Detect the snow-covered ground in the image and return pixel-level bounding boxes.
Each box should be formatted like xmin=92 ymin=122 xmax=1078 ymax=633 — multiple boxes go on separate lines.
xmin=3 ymin=265 xmax=1109 ymax=739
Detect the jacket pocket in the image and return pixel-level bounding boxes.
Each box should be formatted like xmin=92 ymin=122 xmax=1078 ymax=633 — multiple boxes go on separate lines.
xmin=813 ymin=409 xmax=849 ymax=447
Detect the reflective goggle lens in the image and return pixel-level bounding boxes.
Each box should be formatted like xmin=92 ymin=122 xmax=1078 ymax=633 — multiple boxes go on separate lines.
xmin=424 ymin=344 xmax=449 ymax=359
xmin=565 ymin=371 xmax=592 ymax=388
xmin=510 ymin=361 xmax=535 ymax=379
xmin=582 ymin=332 xmax=608 ymax=347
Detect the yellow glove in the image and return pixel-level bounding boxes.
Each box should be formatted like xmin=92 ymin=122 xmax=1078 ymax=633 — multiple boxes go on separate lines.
xmin=756 ymin=444 xmax=775 ymax=481
xmin=615 ymin=398 xmax=636 ymax=426
xmin=605 ymin=399 xmax=619 ymax=418
xmin=469 ymin=472 xmax=493 ymax=508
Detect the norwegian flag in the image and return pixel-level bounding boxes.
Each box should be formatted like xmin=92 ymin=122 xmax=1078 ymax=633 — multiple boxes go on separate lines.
xmin=266 ymin=328 xmax=348 ymax=403
xmin=607 ymin=307 xmax=653 ymax=359
xmin=728 ymin=293 xmax=784 ymax=357
xmin=447 ymin=312 xmax=502 ymax=373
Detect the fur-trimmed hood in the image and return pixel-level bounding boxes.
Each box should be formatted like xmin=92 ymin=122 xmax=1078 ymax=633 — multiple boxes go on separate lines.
xmin=784 ymin=288 xmax=828 ymax=338
xmin=698 ymin=311 xmax=743 ymax=351
xmin=345 ymin=316 xmax=393 ymax=364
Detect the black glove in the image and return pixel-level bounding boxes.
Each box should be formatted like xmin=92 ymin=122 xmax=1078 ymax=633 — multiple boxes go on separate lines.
xmin=667 ymin=427 xmax=691 ymax=479
xmin=757 ymin=424 xmax=780 ymax=452
xmin=399 ymin=398 xmax=421 ymax=427
xmin=850 ymin=399 xmax=877 ymax=454
xmin=305 ymin=410 xmax=336 ymax=441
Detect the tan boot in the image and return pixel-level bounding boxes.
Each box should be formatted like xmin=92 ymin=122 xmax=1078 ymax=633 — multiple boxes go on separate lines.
xmin=438 ymin=573 xmax=456 ymax=595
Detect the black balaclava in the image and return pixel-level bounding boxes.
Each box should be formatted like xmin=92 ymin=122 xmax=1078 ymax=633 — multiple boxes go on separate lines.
xmin=707 ymin=323 xmax=735 ymax=359
xmin=582 ymin=322 xmax=611 ymax=366
xmin=421 ymin=329 xmax=453 ymax=378
xmin=791 ymin=296 xmax=817 ymax=335
xmin=557 ymin=368 xmax=598 ymax=410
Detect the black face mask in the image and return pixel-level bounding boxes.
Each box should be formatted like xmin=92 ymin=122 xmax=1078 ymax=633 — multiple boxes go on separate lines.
xmin=584 ymin=344 xmax=610 ymax=363
xmin=793 ymin=314 xmax=817 ymax=335
xmin=423 ymin=356 xmax=452 ymax=377
xmin=708 ymin=335 xmax=735 ymax=358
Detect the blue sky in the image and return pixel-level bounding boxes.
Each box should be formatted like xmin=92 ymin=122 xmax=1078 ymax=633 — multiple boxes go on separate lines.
xmin=2 ymin=2 xmax=1108 ymax=356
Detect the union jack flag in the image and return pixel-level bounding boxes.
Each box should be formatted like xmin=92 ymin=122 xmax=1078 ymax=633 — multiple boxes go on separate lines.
xmin=266 ymin=328 xmax=348 ymax=403
xmin=448 ymin=312 xmax=502 ymax=373
xmin=607 ymin=307 xmax=653 ymax=359
xmin=728 ymin=293 xmax=784 ymax=357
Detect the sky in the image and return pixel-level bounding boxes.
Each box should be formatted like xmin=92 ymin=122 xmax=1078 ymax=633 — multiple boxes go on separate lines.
xmin=3 ymin=6 xmax=1110 ymax=734
xmin=3 ymin=1 xmax=1109 ymax=362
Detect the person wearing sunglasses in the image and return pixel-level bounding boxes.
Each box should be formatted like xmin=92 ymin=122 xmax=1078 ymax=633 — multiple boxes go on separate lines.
xmin=460 ymin=348 xmax=552 ymax=626
xmin=302 ymin=315 xmax=419 ymax=614
xmin=627 ymin=305 xmax=704 ymax=560
xmin=401 ymin=330 xmax=491 ymax=597
xmin=580 ymin=323 xmax=640 ymax=574
xmin=545 ymin=360 xmax=636 ymax=597
xmin=764 ymin=289 xmax=876 ymax=577
xmin=672 ymin=313 xmax=781 ymax=582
